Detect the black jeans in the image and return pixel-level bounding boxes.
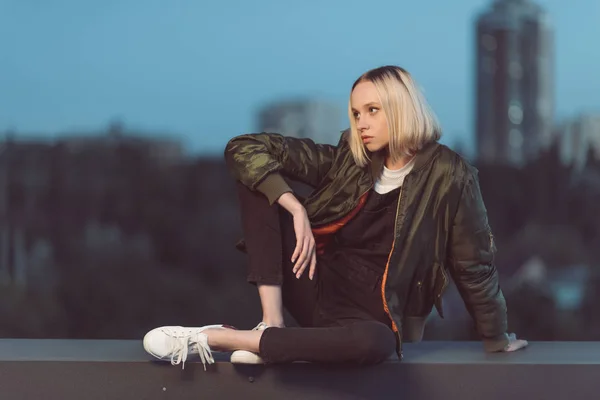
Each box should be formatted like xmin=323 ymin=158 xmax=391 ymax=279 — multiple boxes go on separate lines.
xmin=237 ymin=182 xmax=396 ymax=365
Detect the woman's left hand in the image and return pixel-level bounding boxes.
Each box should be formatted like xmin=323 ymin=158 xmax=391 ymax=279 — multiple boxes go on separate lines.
xmin=503 ymin=333 xmax=528 ymax=352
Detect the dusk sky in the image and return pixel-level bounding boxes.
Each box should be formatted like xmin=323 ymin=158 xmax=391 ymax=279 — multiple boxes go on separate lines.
xmin=1 ymin=0 xmax=599 ymax=155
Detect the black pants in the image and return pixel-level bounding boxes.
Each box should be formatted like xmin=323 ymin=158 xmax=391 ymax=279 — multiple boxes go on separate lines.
xmin=237 ymin=182 xmax=396 ymax=365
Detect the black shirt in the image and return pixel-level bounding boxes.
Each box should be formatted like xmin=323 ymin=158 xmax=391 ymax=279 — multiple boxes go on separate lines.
xmin=316 ymin=186 xmax=401 ymax=327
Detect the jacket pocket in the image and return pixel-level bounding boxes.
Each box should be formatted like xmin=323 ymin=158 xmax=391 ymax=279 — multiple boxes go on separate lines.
xmin=404 ymin=267 xmax=435 ymax=318
xmin=466 ymin=226 xmax=496 ymax=266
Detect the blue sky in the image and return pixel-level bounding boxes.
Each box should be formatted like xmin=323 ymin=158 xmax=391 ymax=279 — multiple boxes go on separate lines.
xmin=1 ymin=0 xmax=599 ymax=155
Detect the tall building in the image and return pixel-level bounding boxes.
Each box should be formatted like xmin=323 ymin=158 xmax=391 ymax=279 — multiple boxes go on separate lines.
xmin=257 ymin=99 xmax=342 ymax=145
xmin=554 ymin=114 xmax=600 ymax=171
xmin=474 ymin=0 xmax=554 ymax=166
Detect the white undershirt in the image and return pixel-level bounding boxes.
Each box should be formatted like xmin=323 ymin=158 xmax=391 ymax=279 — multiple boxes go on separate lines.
xmin=374 ymin=158 xmax=415 ymax=194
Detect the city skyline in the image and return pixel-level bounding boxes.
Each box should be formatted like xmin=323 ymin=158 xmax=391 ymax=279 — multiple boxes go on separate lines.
xmin=1 ymin=0 xmax=599 ymax=155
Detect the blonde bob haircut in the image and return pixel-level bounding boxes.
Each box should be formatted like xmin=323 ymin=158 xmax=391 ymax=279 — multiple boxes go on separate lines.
xmin=348 ymin=65 xmax=442 ymax=167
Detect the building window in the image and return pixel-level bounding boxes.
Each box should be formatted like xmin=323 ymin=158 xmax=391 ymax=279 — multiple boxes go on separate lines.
xmin=481 ymin=34 xmax=497 ymax=51
xmin=509 ymin=61 xmax=523 ymax=79
xmin=509 ymin=104 xmax=523 ymax=125
xmin=537 ymin=98 xmax=551 ymax=117
xmin=509 ymin=129 xmax=523 ymax=148
xmin=482 ymin=57 xmax=496 ymax=74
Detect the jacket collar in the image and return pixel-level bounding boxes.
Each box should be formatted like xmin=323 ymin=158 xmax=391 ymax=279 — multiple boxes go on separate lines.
xmin=369 ymin=141 xmax=440 ymax=181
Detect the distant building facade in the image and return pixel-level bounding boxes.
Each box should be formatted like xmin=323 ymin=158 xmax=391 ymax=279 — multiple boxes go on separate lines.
xmin=257 ymin=99 xmax=342 ymax=145
xmin=0 ymin=124 xmax=184 ymax=287
xmin=474 ymin=0 xmax=554 ymax=166
xmin=554 ymin=113 xmax=600 ymax=171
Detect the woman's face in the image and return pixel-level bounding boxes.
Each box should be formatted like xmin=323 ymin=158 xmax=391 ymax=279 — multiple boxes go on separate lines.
xmin=350 ymin=80 xmax=389 ymax=152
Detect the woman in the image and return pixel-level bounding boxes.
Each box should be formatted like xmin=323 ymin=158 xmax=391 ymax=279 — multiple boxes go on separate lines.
xmin=143 ymin=65 xmax=528 ymax=370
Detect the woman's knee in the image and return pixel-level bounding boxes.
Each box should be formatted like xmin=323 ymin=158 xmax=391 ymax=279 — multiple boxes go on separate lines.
xmin=349 ymin=322 xmax=396 ymax=365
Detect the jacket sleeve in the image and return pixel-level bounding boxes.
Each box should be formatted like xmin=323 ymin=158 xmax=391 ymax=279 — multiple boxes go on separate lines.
xmin=446 ymin=167 xmax=510 ymax=352
xmin=224 ymin=132 xmax=341 ymax=204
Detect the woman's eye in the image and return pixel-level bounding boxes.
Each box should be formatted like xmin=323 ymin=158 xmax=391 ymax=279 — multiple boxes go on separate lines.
xmin=369 ymin=107 xmax=378 ymax=114
xmin=353 ymin=112 xmax=360 ymax=119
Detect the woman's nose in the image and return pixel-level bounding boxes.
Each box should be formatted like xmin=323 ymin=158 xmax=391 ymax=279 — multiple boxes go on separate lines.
xmin=356 ymin=117 xmax=369 ymax=131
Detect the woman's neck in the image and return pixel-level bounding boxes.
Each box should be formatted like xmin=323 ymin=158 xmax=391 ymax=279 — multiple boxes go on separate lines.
xmin=384 ymin=154 xmax=414 ymax=171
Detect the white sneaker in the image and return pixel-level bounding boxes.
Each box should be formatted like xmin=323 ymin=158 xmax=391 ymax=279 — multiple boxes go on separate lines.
xmin=230 ymin=322 xmax=270 ymax=364
xmin=143 ymin=324 xmax=227 ymax=370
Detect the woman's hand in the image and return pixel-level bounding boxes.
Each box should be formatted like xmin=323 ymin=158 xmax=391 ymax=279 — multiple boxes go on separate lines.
xmin=290 ymin=207 xmax=317 ymax=280
xmin=503 ymin=333 xmax=528 ymax=352
xmin=277 ymin=192 xmax=317 ymax=280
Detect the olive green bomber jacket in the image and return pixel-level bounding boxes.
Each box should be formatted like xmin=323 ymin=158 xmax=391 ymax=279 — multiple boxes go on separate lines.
xmin=224 ymin=130 xmax=510 ymax=355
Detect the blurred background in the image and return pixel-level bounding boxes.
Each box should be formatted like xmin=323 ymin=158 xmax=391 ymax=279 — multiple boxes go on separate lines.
xmin=1 ymin=0 xmax=599 ymax=342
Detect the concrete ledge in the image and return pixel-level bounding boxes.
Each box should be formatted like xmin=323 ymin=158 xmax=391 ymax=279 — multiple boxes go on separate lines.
xmin=0 ymin=339 xmax=598 ymax=399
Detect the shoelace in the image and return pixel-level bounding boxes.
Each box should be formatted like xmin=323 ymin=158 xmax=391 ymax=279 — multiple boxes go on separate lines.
xmin=254 ymin=322 xmax=269 ymax=331
xmin=167 ymin=331 xmax=214 ymax=371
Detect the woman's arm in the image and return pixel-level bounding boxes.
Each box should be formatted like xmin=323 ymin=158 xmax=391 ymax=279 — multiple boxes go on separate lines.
xmin=446 ymin=166 xmax=513 ymax=352
xmin=224 ymin=131 xmax=343 ymax=204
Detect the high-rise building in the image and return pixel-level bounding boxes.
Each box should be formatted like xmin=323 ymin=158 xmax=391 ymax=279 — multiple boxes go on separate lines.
xmin=474 ymin=0 xmax=554 ymax=166
xmin=554 ymin=114 xmax=600 ymax=171
xmin=257 ymin=99 xmax=342 ymax=145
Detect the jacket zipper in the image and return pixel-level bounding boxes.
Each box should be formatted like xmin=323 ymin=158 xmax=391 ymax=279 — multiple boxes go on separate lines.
xmin=437 ymin=264 xmax=449 ymax=309
xmin=381 ymin=184 xmax=405 ymax=357
xmin=489 ymin=231 xmax=495 ymax=262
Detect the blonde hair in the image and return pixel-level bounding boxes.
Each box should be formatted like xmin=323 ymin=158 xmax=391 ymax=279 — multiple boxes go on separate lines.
xmin=348 ymin=65 xmax=442 ymax=167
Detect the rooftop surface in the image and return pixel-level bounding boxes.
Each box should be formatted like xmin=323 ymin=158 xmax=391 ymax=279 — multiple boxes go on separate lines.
xmin=1 ymin=339 xmax=598 ymax=399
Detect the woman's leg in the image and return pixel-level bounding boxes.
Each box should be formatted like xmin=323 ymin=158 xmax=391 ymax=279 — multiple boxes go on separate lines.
xmin=236 ymin=181 xmax=318 ymax=328
xmin=204 ymin=320 xmax=395 ymax=366
xmin=259 ymin=320 xmax=396 ymax=365
xmin=234 ymin=183 xmax=395 ymax=365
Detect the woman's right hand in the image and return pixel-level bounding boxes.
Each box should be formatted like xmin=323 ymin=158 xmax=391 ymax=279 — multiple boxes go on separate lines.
xmin=277 ymin=192 xmax=317 ymax=280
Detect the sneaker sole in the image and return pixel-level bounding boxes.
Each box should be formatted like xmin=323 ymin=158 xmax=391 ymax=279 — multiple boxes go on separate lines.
xmin=230 ymin=350 xmax=265 ymax=364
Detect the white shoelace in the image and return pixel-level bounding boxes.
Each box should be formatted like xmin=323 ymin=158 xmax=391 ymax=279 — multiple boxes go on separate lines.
xmin=166 ymin=331 xmax=214 ymax=370
xmin=254 ymin=322 xmax=269 ymax=331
